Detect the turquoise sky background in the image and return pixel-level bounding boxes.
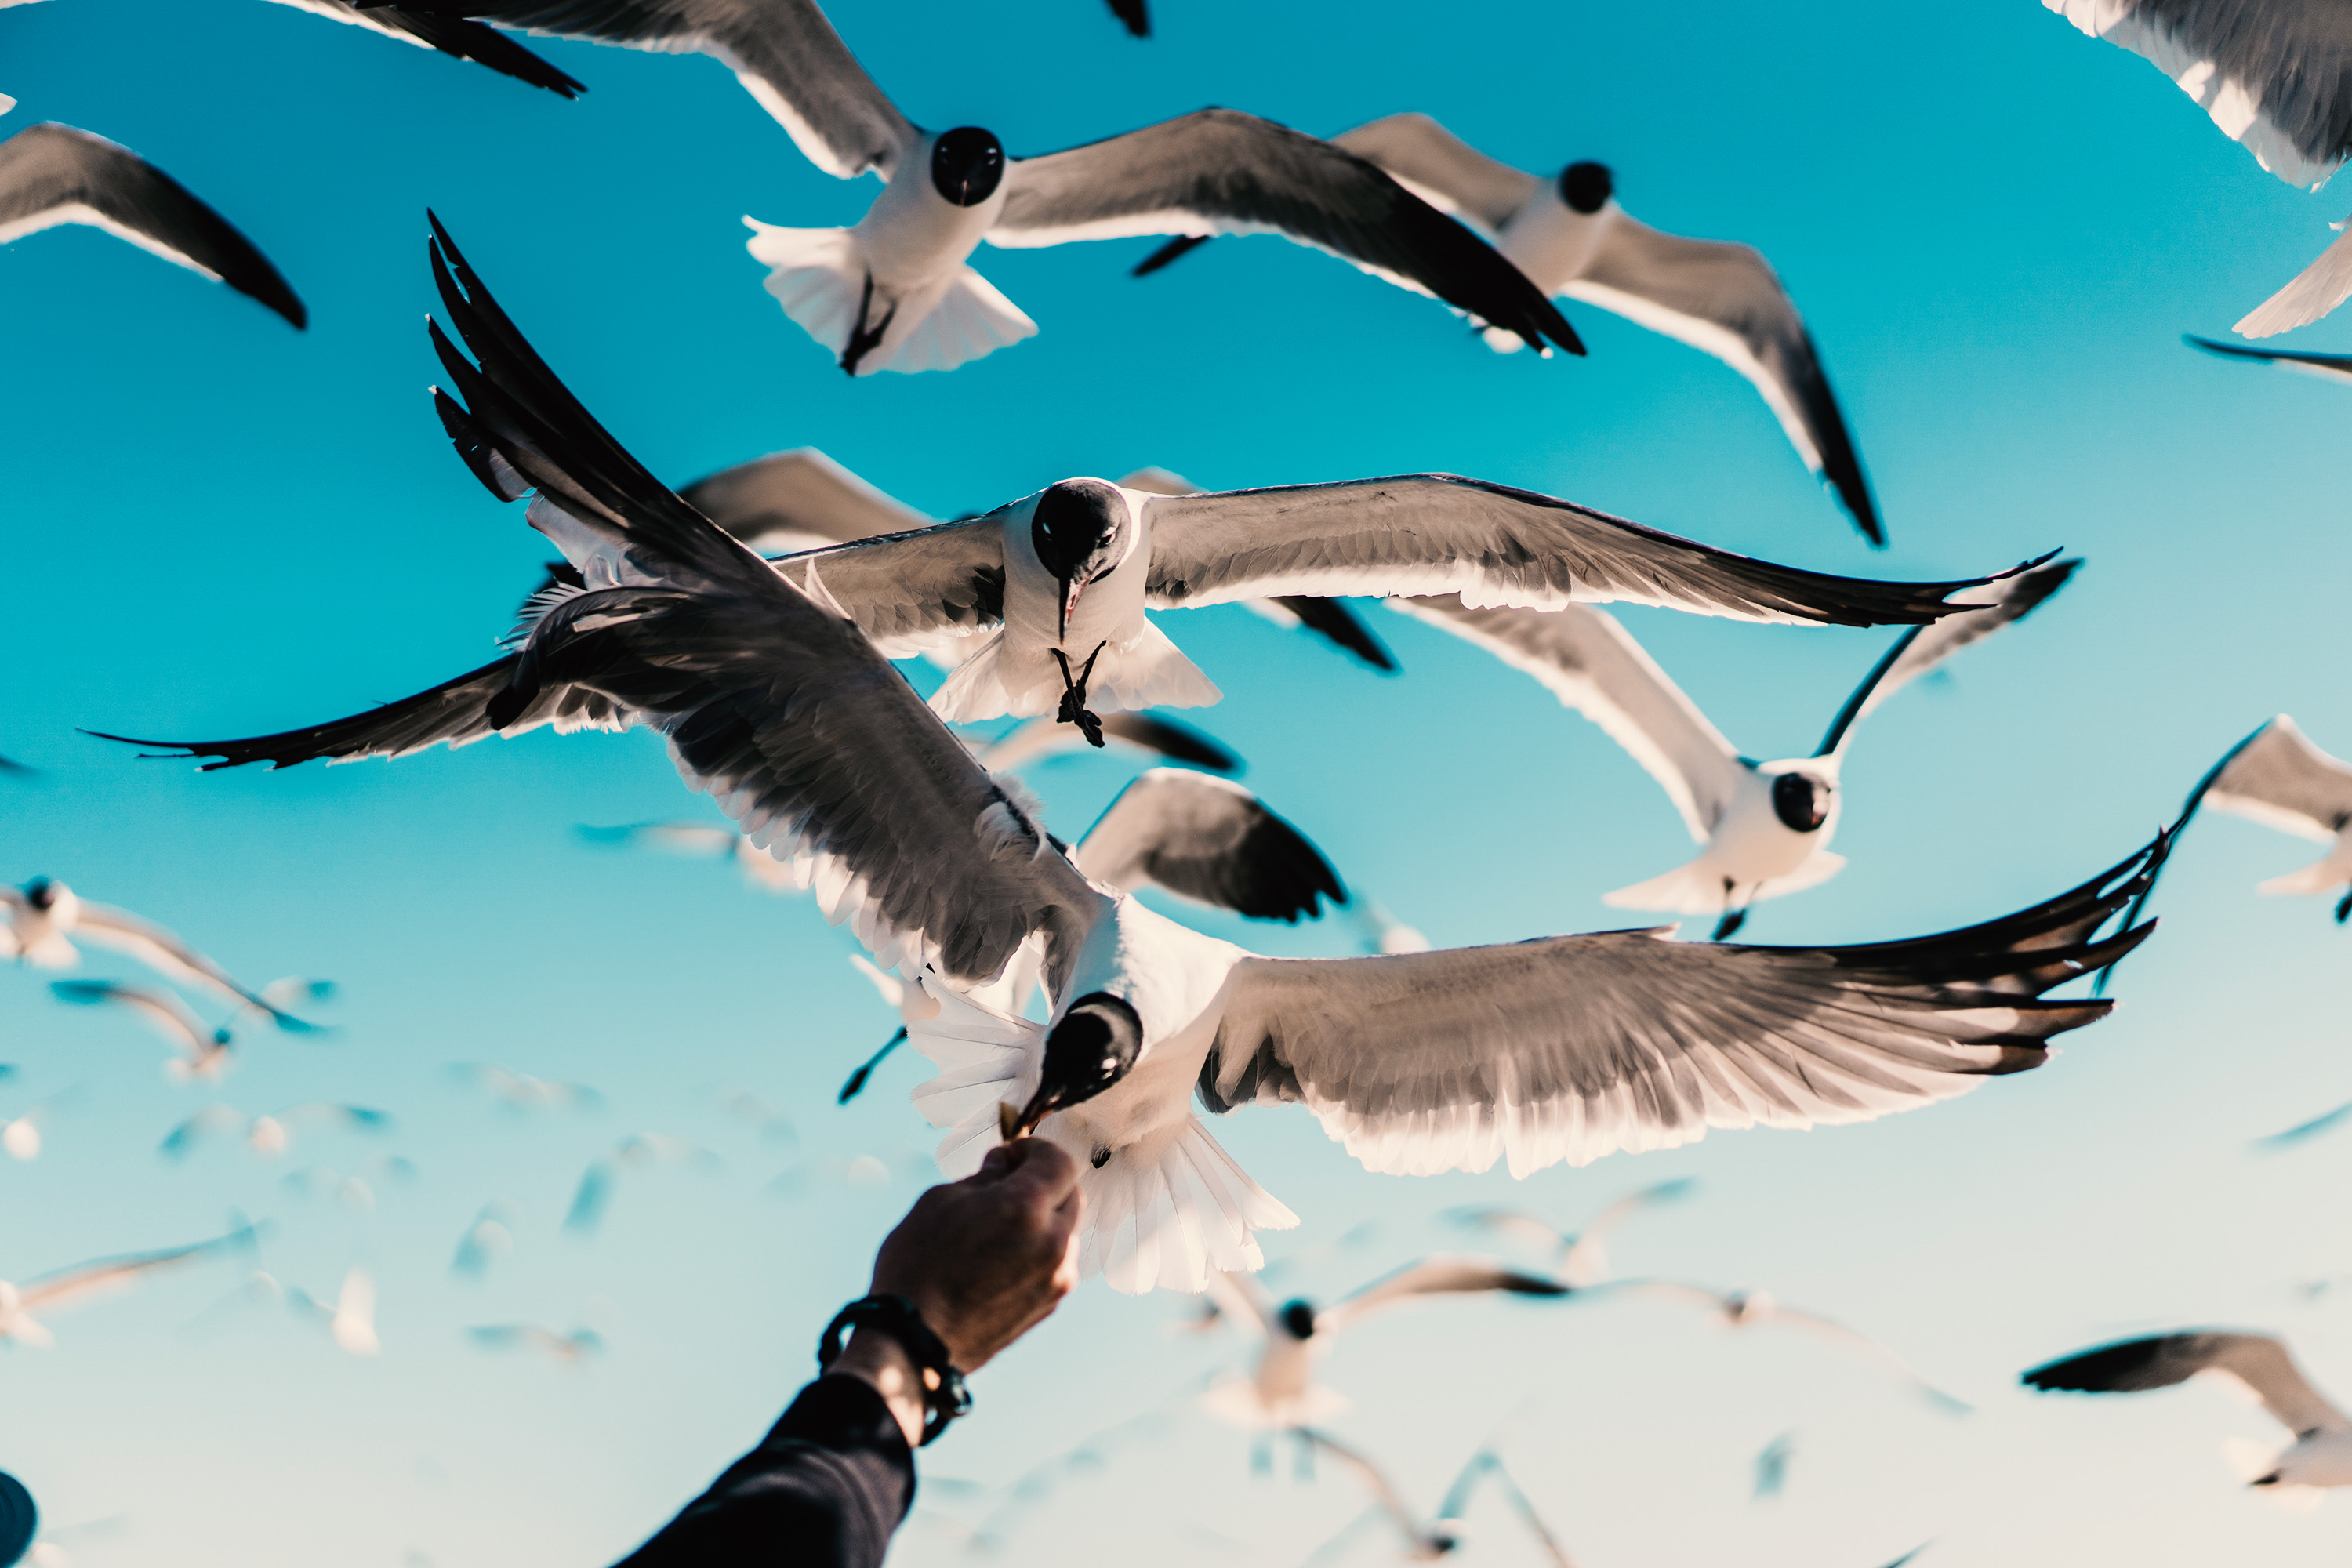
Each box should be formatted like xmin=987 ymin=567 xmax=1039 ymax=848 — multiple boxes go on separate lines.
xmin=5 ymin=1 xmax=2352 ymax=1563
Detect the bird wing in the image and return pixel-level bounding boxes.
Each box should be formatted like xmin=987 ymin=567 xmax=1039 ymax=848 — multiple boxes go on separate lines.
xmin=773 ymin=520 xmax=1007 ymax=655
xmin=1565 ymin=214 xmax=1877 ymax=543
xmin=1578 ymin=1177 xmax=1699 ymax=1243
xmin=2186 ymin=333 xmax=2352 ymax=383
xmin=92 ymin=654 xmax=634 ymax=769
xmin=1766 ymin=1305 xmax=1972 ymax=1414
xmin=1813 ymin=557 xmax=2081 ymax=757
xmin=158 ymin=1105 xmax=248 ymax=1159
xmin=1386 ymin=597 xmax=1744 ymax=841
xmin=2236 ymin=223 xmax=2352 ymax=336
xmin=1445 ymin=1208 xmax=1572 ymax=1254
xmin=49 ymin=981 xmax=211 ymax=1050
xmin=1327 ymin=112 xmax=1540 ymax=230
xmin=1096 ymin=711 xmax=1241 ymax=773
xmin=677 ymin=447 xmax=933 ymax=551
xmin=1144 ymin=476 xmax=2025 ymax=626
xmin=1315 ymin=1254 xmax=1568 ymax=1335
xmin=17 ymin=1226 xmax=252 ymax=1313
xmin=2024 ymin=1330 xmax=2350 ymax=1436
xmin=2207 ymin=715 xmax=2352 ymax=843
xmin=1296 ymin=1431 xmax=1427 ymax=1545
xmin=265 ymin=0 xmax=586 ymax=95
xmin=1199 ymin=839 xmax=2158 ymax=1177
xmin=991 ymin=108 xmax=1578 ymax=354
xmin=408 ymin=0 xmax=914 ymax=177
xmin=1202 ymin=1266 xmax=1274 ymax=1333
xmin=1103 ymin=0 xmax=1149 ymax=37
xmin=67 ymin=902 xmax=282 ymax=1018
xmin=2044 ymin=0 xmax=2352 ymax=187
xmin=0 ymin=122 xmax=306 ymax=327
xmin=1073 ymin=769 xmax=1345 ymax=924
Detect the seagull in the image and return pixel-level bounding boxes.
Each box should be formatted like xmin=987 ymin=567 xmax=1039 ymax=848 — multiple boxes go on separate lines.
xmin=2024 ymin=1330 xmax=2352 ymax=1495
xmin=449 ymin=1200 xmax=519 ymax=1278
xmin=1446 ymin=1177 xmax=1697 ymax=1287
xmin=287 ymin=1267 xmax=379 ymax=1356
xmin=1196 ymin=1255 xmax=1570 ymax=1428
xmin=1604 ymin=1280 xmax=1970 ymax=1414
xmin=468 ymin=1322 xmax=604 ymax=1365
xmin=0 ymin=118 xmax=304 ymax=326
xmin=2044 ymin=1 xmax=2352 ymax=336
xmin=0 ymin=878 xmax=323 ymax=1030
xmin=158 ymin=1102 xmax=390 ymax=1160
xmin=1141 ymin=114 xmax=1883 ymax=543
xmin=262 ymin=0 xmax=583 ymax=93
xmin=0 ymin=1222 xmax=257 ymax=1348
xmin=49 ymin=981 xmax=232 ymax=1080
xmin=445 ymin=1062 xmax=602 ymax=1112
xmin=2143 ymin=715 xmax=2352 ymax=922
xmin=373 ymin=0 xmax=1577 ymax=373
xmin=1102 ymin=0 xmax=1148 ymax=38
xmin=1391 ymin=556 xmax=2079 ymax=938
xmin=564 ymin=1135 xmax=721 ymax=1235
xmin=126 ymin=223 xmax=2159 ymax=1294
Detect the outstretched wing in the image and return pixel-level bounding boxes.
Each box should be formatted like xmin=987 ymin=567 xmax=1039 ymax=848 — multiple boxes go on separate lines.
xmin=1568 ymin=215 xmax=1879 ymax=544
xmin=1200 ymin=839 xmax=2159 ymax=1178
xmin=2208 ymin=714 xmax=2352 ymax=842
xmin=2025 ymin=1330 xmax=2350 ymax=1436
xmin=17 ymin=1225 xmax=256 ymax=1314
xmin=1146 ymin=475 xmax=2032 ymax=627
xmin=274 ymin=1 xmax=585 ymax=95
xmin=993 ymin=108 xmax=1579 ymax=354
xmin=1328 ymin=113 xmax=1540 ymax=230
xmin=0 ymin=122 xmax=305 ymax=326
xmin=679 ymin=446 xmax=932 ymax=552
xmin=1388 ymin=597 xmax=1744 ymax=840
xmin=1073 ymin=769 xmax=1344 ymax=923
xmin=1315 ymin=1254 xmax=1568 ymax=1334
xmin=2187 ymin=333 xmax=2352 ymax=383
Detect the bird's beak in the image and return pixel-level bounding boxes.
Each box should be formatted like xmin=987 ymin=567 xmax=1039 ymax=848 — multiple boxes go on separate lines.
xmin=998 ymin=1083 xmax=1061 ymax=1142
xmin=1058 ymin=574 xmax=1085 ymax=642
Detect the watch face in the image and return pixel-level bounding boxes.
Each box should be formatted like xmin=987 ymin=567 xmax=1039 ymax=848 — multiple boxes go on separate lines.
xmin=0 ymin=1470 xmax=34 ymax=1568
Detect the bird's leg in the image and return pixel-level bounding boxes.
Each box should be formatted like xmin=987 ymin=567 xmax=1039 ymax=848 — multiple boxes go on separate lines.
xmin=1250 ymin=1435 xmax=1272 ymax=1478
xmin=838 ymin=273 xmax=898 ymax=376
xmin=1292 ymin=1429 xmax=1316 ymax=1482
xmin=1711 ymin=881 xmax=1749 ymax=942
xmin=836 ymin=1027 xmax=907 ymax=1105
xmin=1051 ymin=641 xmax=1109 ymax=748
xmin=2336 ymin=887 xmax=2352 ymax=924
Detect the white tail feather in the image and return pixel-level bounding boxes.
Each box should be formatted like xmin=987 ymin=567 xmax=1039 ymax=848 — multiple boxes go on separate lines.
xmin=745 ymin=221 xmax=865 ymax=358
xmin=742 ymin=220 xmax=1034 ymax=376
xmin=882 ymin=266 xmax=1036 ymax=374
xmin=1603 ymin=850 xmax=1847 ymax=914
xmin=929 ymin=622 xmax=1222 ymax=725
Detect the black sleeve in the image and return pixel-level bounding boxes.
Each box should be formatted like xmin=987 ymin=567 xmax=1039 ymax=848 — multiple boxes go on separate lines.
xmin=612 ymin=1374 xmax=916 ymax=1568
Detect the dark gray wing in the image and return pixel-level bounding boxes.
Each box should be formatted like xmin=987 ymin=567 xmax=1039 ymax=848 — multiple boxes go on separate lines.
xmin=90 ymin=655 xmax=631 ymax=768
xmin=1146 ymin=477 xmax=2031 ymax=627
xmin=2047 ymin=0 xmax=2352 ymax=186
xmin=2024 ymin=1330 xmax=2350 ymax=1436
xmin=679 ymin=446 xmax=932 ymax=551
xmin=0 ymin=123 xmax=305 ymax=327
xmin=1200 ymin=838 xmax=2160 ymax=1176
xmin=1315 ymin=1254 xmax=1568 ymax=1334
xmin=773 ymin=521 xmax=1006 ymax=655
xmin=993 ymin=108 xmax=1579 ymax=355
xmin=2187 ymin=333 xmax=2352 ymax=383
xmin=1570 ymin=215 xmax=1877 ymax=544
xmin=1097 ymin=712 xmax=1239 ymax=773
xmin=2209 ymin=714 xmax=2352 ymax=840
xmin=1104 ymin=0 xmax=1148 ymax=36
xmin=398 ymin=0 xmax=913 ymax=176
xmin=1814 ymin=557 xmax=2079 ymax=757
xmin=1268 ymin=595 xmax=1396 ymax=672
xmin=293 ymin=1 xmax=585 ymax=94
xmin=1073 ymin=769 xmax=1344 ymax=923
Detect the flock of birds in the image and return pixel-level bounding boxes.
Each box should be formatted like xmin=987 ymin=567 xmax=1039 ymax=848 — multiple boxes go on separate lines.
xmin=9 ymin=0 xmax=2352 ymax=1563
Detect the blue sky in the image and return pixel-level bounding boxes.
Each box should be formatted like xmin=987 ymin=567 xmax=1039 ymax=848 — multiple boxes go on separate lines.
xmin=4 ymin=1 xmax=2351 ymax=1563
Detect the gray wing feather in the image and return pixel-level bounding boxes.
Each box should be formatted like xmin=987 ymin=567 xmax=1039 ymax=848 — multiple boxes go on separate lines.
xmin=2024 ymin=1330 xmax=2349 ymax=1435
xmin=1202 ymin=842 xmax=2158 ymax=1178
xmin=412 ymin=0 xmax=913 ymax=176
xmin=1315 ymin=1254 xmax=1567 ymax=1334
xmin=775 ymin=520 xmax=1006 ymax=654
xmin=2209 ymin=715 xmax=2352 ymax=841
xmin=0 ymin=123 xmax=306 ymax=326
xmin=1146 ymin=475 xmax=2014 ymax=627
xmin=680 ymin=447 xmax=932 ymax=551
xmin=1328 ymin=113 xmax=1539 ymax=230
xmin=1073 ymin=769 xmax=1344 ymax=923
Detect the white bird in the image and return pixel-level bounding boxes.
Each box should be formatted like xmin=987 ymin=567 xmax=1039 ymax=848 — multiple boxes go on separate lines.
xmin=2 ymin=879 xmax=322 ymax=1031
xmin=369 ymin=0 xmax=1577 ymax=373
xmin=468 ymin=1322 xmax=604 ymax=1364
xmin=2144 ymin=714 xmax=2352 ymax=922
xmin=449 ymin=1200 xmax=520 ymax=1278
xmin=287 ymin=1266 xmax=379 ymax=1356
xmin=1196 ymin=1256 xmax=1570 ymax=1429
xmin=445 ymin=1062 xmax=602 ymax=1112
xmin=1144 ymin=114 xmax=1882 ymax=543
xmin=2044 ymin=0 xmax=2352 ymax=335
xmin=1390 ymin=557 xmax=2078 ymax=938
xmin=0 ymin=117 xmax=303 ymax=326
xmin=132 ymin=226 xmax=2160 ymax=1294
xmin=1605 ymin=1280 xmax=1970 ymax=1414
xmin=158 ymin=1102 xmax=390 ymax=1160
xmin=1446 ymin=1177 xmax=1697 ymax=1287
xmin=2025 ymin=1330 xmax=2352 ymax=1497
xmin=0 ymin=1223 xmax=256 ymax=1348
xmin=564 ymin=1135 xmax=722 ymax=1235
xmin=49 ymin=981 xmax=232 ymax=1080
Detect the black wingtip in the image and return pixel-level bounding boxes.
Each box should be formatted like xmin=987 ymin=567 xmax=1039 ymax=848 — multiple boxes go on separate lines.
xmin=1132 ymin=234 xmax=1210 ymax=277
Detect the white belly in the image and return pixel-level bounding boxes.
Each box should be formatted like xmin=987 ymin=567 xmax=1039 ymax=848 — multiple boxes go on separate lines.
xmin=1497 ymin=193 xmax=1615 ymax=297
xmin=851 ymin=160 xmax=1004 ymax=289
xmin=1705 ymin=770 xmax=1842 ymax=884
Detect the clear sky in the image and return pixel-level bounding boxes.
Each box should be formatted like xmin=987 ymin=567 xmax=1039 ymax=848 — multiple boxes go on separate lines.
xmin=4 ymin=1 xmax=2351 ymax=1564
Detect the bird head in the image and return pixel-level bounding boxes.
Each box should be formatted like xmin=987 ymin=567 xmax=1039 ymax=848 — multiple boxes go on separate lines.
xmin=1029 ymin=479 xmax=1133 ymax=641
xmin=1276 ymin=1299 xmax=1317 ymax=1341
xmin=20 ymin=877 xmax=57 ymax=911
xmin=931 ymin=126 xmax=1006 ymax=207
xmin=1007 ymin=991 xmax=1142 ymax=1134
xmin=1557 ymin=160 xmax=1613 ymax=215
xmin=1769 ymin=771 xmax=1832 ymax=833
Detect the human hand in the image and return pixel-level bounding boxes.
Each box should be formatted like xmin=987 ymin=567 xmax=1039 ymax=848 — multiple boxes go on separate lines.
xmin=869 ymin=1137 xmax=1083 ymax=1373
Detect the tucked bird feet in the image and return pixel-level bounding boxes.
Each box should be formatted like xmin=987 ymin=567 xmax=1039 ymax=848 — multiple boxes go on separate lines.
xmin=839 ymin=274 xmax=898 ymax=376
xmin=837 ymin=1026 xmax=908 ymax=1105
xmin=1712 ymin=884 xmax=1748 ymax=942
xmin=2336 ymin=887 xmax=2352 ymax=925
xmin=1051 ymin=642 xmax=1109 ymax=748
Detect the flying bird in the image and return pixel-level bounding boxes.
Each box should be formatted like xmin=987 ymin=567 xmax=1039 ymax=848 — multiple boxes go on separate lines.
xmin=158 ymin=1102 xmax=389 ymax=1160
xmin=468 ymin=1322 xmax=604 ymax=1364
xmin=287 ymin=1267 xmax=379 ymax=1356
xmin=0 ymin=118 xmax=303 ymax=326
xmin=1391 ymin=556 xmax=2078 ymax=938
xmin=1 ymin=878 xmax=323 ymax=1030
xmin=449 ymin=1200 xmax=519 ymax=1278
xmin=1102 ymin=0 xmax=1148 ymax=38
xmin=564 ymin=1135 xmax=721 ymax=1235
xmin=268 ymin=0 xmax=583 ymax=93
xmin=2045 ymin=1 xmax=2352 ymax=336
xmin=49 ymin=981 xmax=231 ymax=1080
xmin=1608 ymin=1280 xmax=1970 ymax=1414
xmin=125 ymin=224 xmax=2156 ymax=1295
xmin=1446 ymin=1177 xmax=1697 ymax=1287
xmin=373 ymin=0 xmax=1576 ymax=372
xmin=2024 ymin=1330 xmax=2352 ymax=1494
xmin=1144 ymin=114 xmax=1882 ymax=543
xmin=446 ymin=1062 xmax=602 ymax=1112
xmin=2140 ymin=715 xmax=2352 ymax=923
xmin=1196 ymin=1256 xmax=1570 ymax=1428
xmin=0 ymin=1222 xmax=256 ymax=1348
